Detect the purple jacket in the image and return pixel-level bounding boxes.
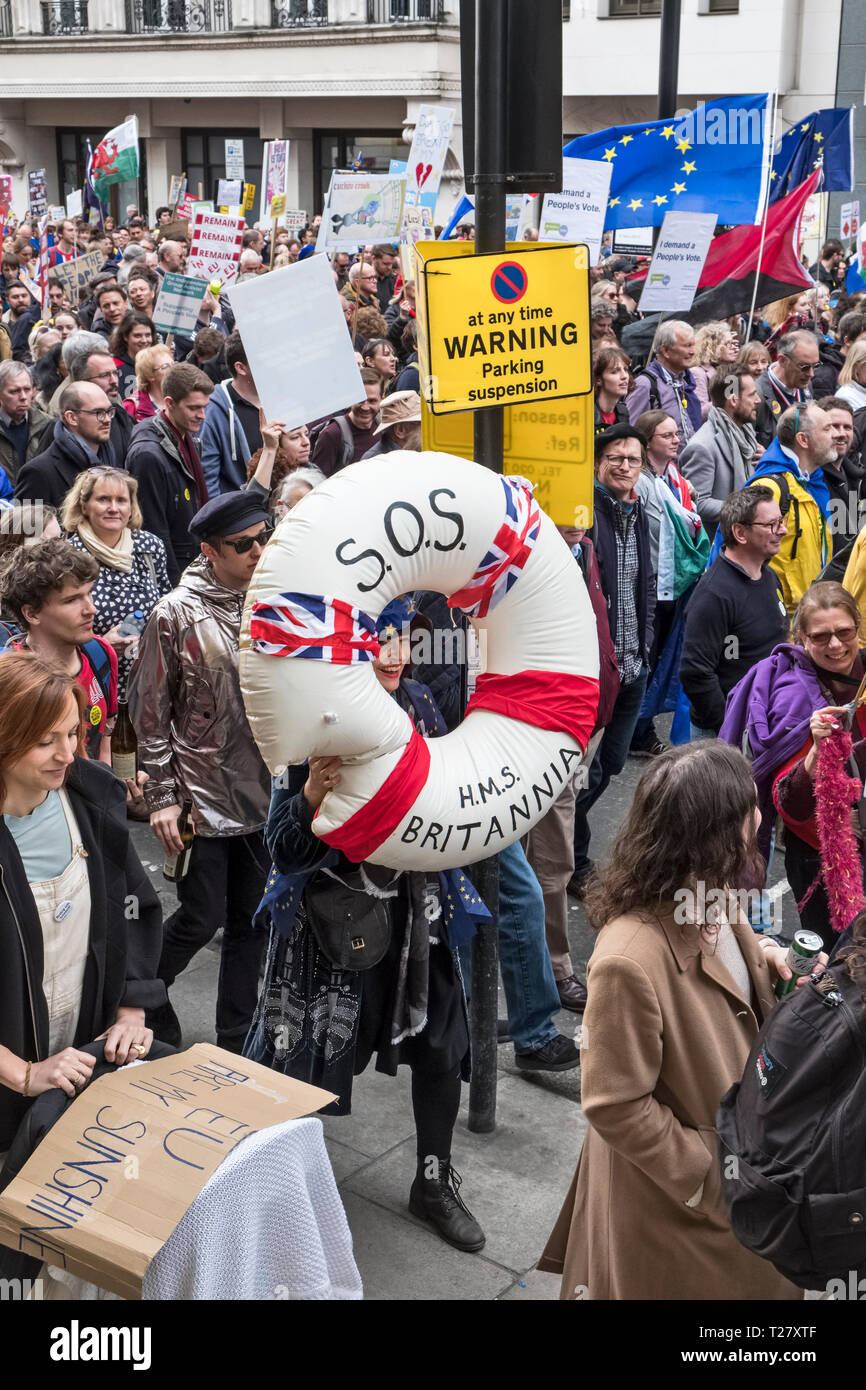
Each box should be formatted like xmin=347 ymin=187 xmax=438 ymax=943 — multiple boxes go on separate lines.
xmin=719 ymin=643 xmax=823 ymax=858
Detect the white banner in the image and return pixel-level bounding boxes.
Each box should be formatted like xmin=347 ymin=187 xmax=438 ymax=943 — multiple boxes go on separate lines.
xmin=226 ymin=255 xmax=365 ymax=431
xmin=638 ymin=210 xmax=718 ymax=313
xmin=841 ymin=200 xmax=860 ymax=240
xmin=66 ymin=189 xmax=83 ymax=218
xmin=316 ymin=173 xmax=405 ymax=251
xmin=405 ymin=104 xmax=455 ymax=201
xmin=539 ymin=157 xmax=613 ymax=265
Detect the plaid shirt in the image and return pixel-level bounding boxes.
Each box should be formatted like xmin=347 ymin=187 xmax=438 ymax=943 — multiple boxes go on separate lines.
xmin=610 ymin=498 xmax=643 ymax=685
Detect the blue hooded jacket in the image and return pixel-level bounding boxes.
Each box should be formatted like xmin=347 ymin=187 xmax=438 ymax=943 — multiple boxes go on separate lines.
xmin=199 ymin=379 xmax=252 ymax=497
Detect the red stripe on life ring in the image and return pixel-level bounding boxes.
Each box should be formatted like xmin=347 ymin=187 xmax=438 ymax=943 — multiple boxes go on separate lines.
xmin=316 ymin=727 xmax=432 ymax=863
xmin=465 ymin=670 xmax=600 ymax=753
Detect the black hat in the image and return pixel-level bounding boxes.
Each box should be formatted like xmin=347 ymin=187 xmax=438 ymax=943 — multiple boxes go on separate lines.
xmin=188 ymin=490 xmax=271 ymax=542
xmin=594 ymin=422 xmax=646 ymax=460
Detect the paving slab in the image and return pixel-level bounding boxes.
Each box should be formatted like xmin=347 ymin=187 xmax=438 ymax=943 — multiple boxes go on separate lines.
xmin=340 ymin=1190 xmax=515 ymax=1302
xmin=319 ymin=1064 xmax=417 ymax=1158
xmin=343 ymin=1073 xmax=585 ymax=1273
xmin=499 ymin=1267 xmax=562 ymax=1301
xmin=324 ymin=1137 xmax=379 ymax=1185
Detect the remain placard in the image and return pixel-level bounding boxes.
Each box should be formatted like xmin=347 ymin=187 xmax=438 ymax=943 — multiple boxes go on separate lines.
xmin=188 ymin=208 xmax=244 ymax=287
xmin=0 ymin=1045 xmax=334 ymax=1300
xmin=227 ymin=254 xmax=365 ymax=431
xmin=153 ymin=272 xmax=210 ymax=336
xmin=416 ymin=242 xmax=591 ymax=415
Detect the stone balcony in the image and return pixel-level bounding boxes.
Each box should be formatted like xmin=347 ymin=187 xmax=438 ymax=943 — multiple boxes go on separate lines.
xmin=0 ymin=0 xmax=453 ymax=36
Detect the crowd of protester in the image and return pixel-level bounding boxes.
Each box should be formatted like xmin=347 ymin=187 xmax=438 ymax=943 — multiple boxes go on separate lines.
xmin=1 ymin=203 xmax=865 ymax=1298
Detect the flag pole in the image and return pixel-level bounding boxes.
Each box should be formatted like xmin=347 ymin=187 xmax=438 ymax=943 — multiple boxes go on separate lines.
xmin=746 ymin=90 xmax=779 ymax=342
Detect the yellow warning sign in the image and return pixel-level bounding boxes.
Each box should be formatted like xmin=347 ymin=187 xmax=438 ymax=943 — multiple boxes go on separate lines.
xmin=416 ymin=242 xmax=591 ymax=416
xmin=421 ymin=396 xmax=594 ymax=530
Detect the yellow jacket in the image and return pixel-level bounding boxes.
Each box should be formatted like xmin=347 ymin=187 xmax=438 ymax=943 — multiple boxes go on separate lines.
xmin=843 ymin=526 xmax=866 ymax=627
xmin=745 ymin=471 xmax=831 ymax=618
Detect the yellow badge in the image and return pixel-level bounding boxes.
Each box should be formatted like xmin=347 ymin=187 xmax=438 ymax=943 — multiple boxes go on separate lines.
xmin=184 ymin=487 xmax=191 ymax=501
xmin=772 ymin=400 xmax=781 ymax=414
xmin=89 ymin=705 xmax=101 ymax=727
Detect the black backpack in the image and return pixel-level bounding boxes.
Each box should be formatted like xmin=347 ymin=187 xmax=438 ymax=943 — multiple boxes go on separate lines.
xmin=308 ymin=414 xmax=355 ymax=473
xmin=716 ymin=957 xmax=866 ymax=1290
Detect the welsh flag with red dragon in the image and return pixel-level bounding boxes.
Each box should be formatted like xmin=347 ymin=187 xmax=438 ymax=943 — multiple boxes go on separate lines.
xmin=91 ymin=117 xmax=139 ymax=202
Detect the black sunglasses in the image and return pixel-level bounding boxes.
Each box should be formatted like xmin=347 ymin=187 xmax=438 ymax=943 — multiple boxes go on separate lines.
xmin=221 ymin=522 xmax=274 ymax=554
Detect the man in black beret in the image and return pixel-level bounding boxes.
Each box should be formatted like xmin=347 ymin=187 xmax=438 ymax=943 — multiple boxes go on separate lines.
xmin=127 ymin=490 xmax=274 ymax=1051
xmin=569 ymin=424 xmax=657 ymax=896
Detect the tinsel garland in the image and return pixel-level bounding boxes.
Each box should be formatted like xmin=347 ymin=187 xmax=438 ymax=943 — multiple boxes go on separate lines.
xmin=810 ymin=727 xmax=866 ymax=935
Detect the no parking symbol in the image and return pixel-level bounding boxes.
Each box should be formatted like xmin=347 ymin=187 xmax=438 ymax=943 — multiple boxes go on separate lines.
xmin=491 ymin=260 xmax=528 ymax=304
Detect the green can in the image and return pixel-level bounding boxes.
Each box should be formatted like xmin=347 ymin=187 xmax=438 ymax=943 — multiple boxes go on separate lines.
xmin=774 ymin=929 xmax=824 ymax=999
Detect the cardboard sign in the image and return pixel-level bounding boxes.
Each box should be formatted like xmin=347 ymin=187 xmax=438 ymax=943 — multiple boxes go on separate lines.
xmin=317 ymin=173 xmax=405 ymax=250
xmin=225 ymin=139 xmax=245 ymax=183
xmin=0 ymin=1045 xmax=334 ymax=1300
xmin=188 ymin=208 xmax=244 ymax=287
xmin=841 ymin=199 xmax=860 ymax=240
xmin=415 ymin=241 xmax=591 ymax=415
xmin=66 ymin=188 xmax=83 ymax=219
xmin=49 ymin=249 xmax=105 ymax=305
xmin=153 ymin=272 xmax=210 ymax=336
xmin=421 ymin=395 xmax=594 ymax=528
xmin=227 ymin=254 xmax=365 ymax=431
xmin=639 ymin=209 xmax=717 ymax=313
xmin=28 ymin=168 xmax=47 ymax=217
xmin=540 ymin=157 xmax=613 ymax=265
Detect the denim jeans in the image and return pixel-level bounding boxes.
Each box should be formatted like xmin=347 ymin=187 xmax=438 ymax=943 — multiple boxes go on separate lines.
xmin=573 ymin=667 xmax=649 ymax=876
xmin=459 ymin=840 xmax=561 ymax=1053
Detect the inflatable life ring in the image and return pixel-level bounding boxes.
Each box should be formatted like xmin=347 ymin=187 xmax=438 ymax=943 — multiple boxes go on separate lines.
xmin=239 ymin=452 xmax=600 ymax=871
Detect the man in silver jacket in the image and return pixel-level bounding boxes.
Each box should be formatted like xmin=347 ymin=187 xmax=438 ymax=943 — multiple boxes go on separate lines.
xmin=127 ymin=490 xmax=273 ymax=1052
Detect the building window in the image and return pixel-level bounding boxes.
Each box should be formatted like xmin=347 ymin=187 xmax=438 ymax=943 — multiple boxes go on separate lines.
xmin=608 ymin=0 xmax=661 ymax=15
xmin=562 ymin=0 xmax=570 ymax=17
xmin=314 ymin=130 xmax=409 ymax=214
xmin=181 ymin=130 xmax=265 ymax=208
xmin=707 ymin=0 xmax=738 ymax=10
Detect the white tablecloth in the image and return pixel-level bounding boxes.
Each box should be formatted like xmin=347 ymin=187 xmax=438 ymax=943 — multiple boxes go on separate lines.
xmin=37 ymin=1116 xmax=362 ymax=1302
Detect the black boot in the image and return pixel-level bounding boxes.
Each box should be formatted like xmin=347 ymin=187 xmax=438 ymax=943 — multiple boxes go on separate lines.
xmin=409 ymin=1162 xmax=486 ymax=1253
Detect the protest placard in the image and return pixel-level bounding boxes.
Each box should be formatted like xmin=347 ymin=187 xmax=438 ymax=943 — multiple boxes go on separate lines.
xmin=189 ymin=200 xmax=214 ymax=218
xmin=188 ymin=208 xmax=244 ymax=287
xmin=217 ymin=179 xmax=242 ymax=209
xmin=612 ymin=225 xmax=653 ymax=257
xmin=50 ymin=249 xmax=105 ymax=305
xmin=28 ymin=169 xmax=47 ymax=217
xmin=0 ymin=175 xmax=12 ymax=218
xmin=841 ymin=200 xmax=860 ymax=240
xmin=168 ymin=173 xmax=187 ymax=207
xmin=405 ymin=104 xmax=455 ymax=203
xmin=539 ymin=156 xmax=614 ymax=264
xmin=227 ymin=254 xmax=365 ymax=430
xmin=225 ymin=139 xmax=245 ymax=182
xmin=0 ymin=1045 xmax=334 ymax=1299
xmin=317 ymin=173 xmax=405 ymax=250
xmin=176 ymin=193 xmax=194 ymax=221
xmin=48 ymin=205 xmax=66 ymax=222
xmin=66 ymin=188 xmax=83 ymax=218
xmin=242 ymin=183 xmax=256 ymax=213
xmin=153 ymin=272 xmax=210 ymax=336
xmin=261 ymin=139 xmax=290 ymax=221
xmin=638 ymin=209 xmax=718 ymax=313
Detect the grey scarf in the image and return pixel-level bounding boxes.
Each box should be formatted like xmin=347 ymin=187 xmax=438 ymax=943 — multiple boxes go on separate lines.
xmin=710 ymin=404 xmax=757 ymax=472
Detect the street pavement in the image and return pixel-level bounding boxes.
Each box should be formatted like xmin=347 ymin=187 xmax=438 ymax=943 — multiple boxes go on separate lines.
xmin=129 ymin=718 xmax=793 ymax=1301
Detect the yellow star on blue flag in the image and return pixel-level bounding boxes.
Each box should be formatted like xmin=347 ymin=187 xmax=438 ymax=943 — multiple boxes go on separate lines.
xmin=769 ymin=106 xmax=853 ymax=202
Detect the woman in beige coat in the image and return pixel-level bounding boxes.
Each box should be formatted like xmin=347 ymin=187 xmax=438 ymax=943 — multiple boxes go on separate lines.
xmin=540 ymin=742 xmax=808 ymax=1301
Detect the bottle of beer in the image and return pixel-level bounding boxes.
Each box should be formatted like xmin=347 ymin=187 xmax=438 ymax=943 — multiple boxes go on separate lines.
xmin=111 ymin=701 xmax=138 ymax=783
xmin=163 ymin=805 xmax=195 ymax=883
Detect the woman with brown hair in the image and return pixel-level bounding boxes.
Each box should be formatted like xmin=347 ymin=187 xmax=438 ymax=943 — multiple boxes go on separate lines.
xmin=592 ymin=344 xmax=631 ymax=433
xmin=540 ymin=741 xmax=805 ymax=1301
xmin=61 ymin=465 xmax=170 ymax=696
xmin=0 ymin=651 xmax=164 ymax=1160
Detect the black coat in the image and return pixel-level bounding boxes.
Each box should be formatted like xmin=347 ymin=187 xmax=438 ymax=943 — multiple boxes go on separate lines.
xmin=125 ymin=414 xmax=200 ymax=585
xmin=590 ymin=484 xmax=656 ymax=671
xmin=109 ymin=395 xmax=134 ymax=466
xmin=0 ymin=758 xmax=165 ymax=1149
xmin=14 ymin=426 xmax=114 ymax=508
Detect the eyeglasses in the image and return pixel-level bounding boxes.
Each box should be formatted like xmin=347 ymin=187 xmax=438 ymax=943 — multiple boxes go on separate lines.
xmin=747 ymin=518 xmax=786 ymax=533
xmin=221 ymin=523 xmax=274 ymax=554
xmin=600 ymin=453 xmax=641 ymax=466
xmin=74 ymin=407 xmax=114 ymax=422
xmin=804 ymin=626 xmax=859 ymax=647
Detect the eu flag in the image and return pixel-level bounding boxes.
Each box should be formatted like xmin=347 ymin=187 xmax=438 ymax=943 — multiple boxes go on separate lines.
xmin=769 ymin=107 xmax=854 ymax=202
xmin=563 ymin=93 xmax=772 ymax=230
